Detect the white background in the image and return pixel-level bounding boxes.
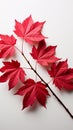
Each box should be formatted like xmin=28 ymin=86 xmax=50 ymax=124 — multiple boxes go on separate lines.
xmin=0 ymin=0 xmax=73 ymax=130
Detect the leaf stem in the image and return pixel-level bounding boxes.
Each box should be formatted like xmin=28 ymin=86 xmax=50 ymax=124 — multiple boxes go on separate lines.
xmin=16 ymin=47 xmax=73 ymax=119
xmin=35 ymin=62 xmax=37 ymax=81
xmin=22 ymin=39 xmax=24 ymax=54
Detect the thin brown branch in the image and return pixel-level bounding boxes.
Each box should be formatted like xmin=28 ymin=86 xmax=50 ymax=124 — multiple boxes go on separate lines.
xmin=16 ymin=47 xmax=73 ymax=119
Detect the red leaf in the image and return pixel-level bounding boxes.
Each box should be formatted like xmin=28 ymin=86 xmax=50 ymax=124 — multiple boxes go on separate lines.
xmin=14 ymin=15 xmax=46 ymax=44
xmin=31 ymin=40 xmax=60 ymax=66
xmin=0 ymin=35 xmax=16 ymax=58
xmin=48 ymin=60 xmax=73 ymax=90
xmin=0 ymin=60 xmax=26 ymax=90
xmin=15 ymin=78 xmax=49 ymax=109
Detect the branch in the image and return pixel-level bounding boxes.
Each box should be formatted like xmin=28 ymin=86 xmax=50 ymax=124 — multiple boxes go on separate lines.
xmin=16 ymin=47 xmax=73 ymax=119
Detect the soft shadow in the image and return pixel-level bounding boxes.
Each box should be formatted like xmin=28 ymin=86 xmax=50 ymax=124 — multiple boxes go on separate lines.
xmin=28 ymin=101 xmax=40 ymax=112
xmin=11 ymin=81 xmax=23 ymax=94
xmin=22 ymin=101 xmax=41 ymax=114
xmin=58 ymin=88 xmax=73 ymax=95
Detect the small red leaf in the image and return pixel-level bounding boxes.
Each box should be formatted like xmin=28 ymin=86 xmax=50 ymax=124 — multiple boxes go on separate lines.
xmin=0 ymin=35 xmax=16 ymax=58
xmin=14 ymin=15 xmax=46 ymax=44
xmin=15 ymin=78 xmax=49 ymax=109
xmin=48 ymin=60 xmax=73 ymax=91
xmin=31 ymin=40 xmax=60 ymax=66
xmin=0 ymin=60 xmax=26 ymax=90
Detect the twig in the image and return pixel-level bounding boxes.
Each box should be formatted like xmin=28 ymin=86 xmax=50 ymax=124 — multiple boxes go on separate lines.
xmin=16 ymin=47 xmax=73 ymax=119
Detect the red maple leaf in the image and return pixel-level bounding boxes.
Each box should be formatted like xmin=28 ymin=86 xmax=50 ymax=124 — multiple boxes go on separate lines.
xmin=48 ymin=60 xmax=73 ymax=90
xmin=0 ymin=34 xmax=16 ymax=58
xmin=31 ymin=40 xmax=59 ymax=66
xmin=0 ymin=60 xmax=26 ymax=90
xmin=15 ymin=78 xmax=49 ymax=109
xmin=14 ymin=15 xmax=46 ymax=44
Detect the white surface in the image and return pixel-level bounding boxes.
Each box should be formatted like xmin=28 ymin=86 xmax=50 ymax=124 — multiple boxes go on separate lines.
xmin=0 ymin=0 xmax=73 ymax=130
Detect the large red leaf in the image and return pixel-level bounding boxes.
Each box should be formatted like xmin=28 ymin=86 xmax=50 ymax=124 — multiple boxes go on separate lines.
xmin=15 ymin=78 xmax=49 ymax=109
xmin=0 ymin=35 xmax=16 ymax=58
xmin=14 ymin=15 xmax=46 ymax=44
xmin=0 ymin=60 xmax=26 ymax=90
xmin=48 ymin=60 xmax=73 ymax=90
xmin=31 ymin=40 xmax=59 ymax=66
